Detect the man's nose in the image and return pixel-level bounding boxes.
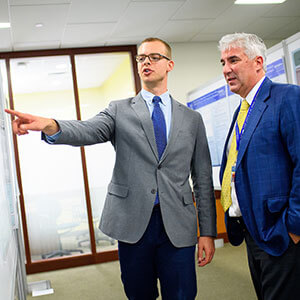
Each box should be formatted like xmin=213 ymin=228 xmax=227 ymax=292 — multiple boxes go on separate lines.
xmin=143 ymin=56 xmax=151 ymax=64
xmin=223 ymin=63 xmax=231 ymax=74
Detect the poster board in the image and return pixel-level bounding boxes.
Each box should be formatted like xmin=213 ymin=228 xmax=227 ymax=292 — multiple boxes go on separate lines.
xmin=0 ymin=68 xmax=20 ymax=300
xmin=187 ymin=76 xmax=239 ymax=189
xmin=285 ymin=32 xmax=300 ymax=85
xmin=266 ymin=42 xmax=288 ymax=84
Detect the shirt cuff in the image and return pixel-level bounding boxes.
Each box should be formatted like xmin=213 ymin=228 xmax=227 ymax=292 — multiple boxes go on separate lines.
xmin=44 ymin=130 xmax=62 ymax=144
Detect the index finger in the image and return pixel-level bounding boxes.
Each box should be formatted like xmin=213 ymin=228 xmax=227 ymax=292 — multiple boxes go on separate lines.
xmin=5 ymin=109 xmax=25 ymax=118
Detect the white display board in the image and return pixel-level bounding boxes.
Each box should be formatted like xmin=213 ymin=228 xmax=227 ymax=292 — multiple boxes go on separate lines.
xmin=285 ymin=32 xmax=300 ymax=85
xmin=0 ymin=70 xmax=19 ymax=300
xmin=266 ymin=42 xmax=288 ymax=84
xmin=187 ymin=77 xmax=239 ymax=168
xmin=187 ymin=77 xmax=241 ymax=188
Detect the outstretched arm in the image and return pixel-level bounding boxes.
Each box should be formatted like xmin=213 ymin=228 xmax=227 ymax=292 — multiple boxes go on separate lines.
xmin=5 ymin=109 xmax=59 ymax=136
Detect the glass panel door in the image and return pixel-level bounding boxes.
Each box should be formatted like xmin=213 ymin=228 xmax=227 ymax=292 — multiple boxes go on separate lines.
xmin=75 ymin=52 xmax=136 ymax=252
xmin=10 ymin=56 xmax=91 ymax=261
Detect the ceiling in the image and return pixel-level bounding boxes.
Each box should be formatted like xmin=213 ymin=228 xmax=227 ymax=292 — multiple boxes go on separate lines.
xmin=0 ymin=0 xmax=300 ymax=52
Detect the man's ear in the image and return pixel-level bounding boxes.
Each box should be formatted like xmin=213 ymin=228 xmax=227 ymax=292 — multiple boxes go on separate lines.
xmin=255 ymin=56 xmax=264 ymax=72
xmin=167 ymin=60 xmax=174 ymax=73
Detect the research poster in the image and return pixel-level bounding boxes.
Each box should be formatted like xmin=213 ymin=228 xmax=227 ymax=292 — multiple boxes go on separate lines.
xmin=0 ymin=75 xmax=12 ymax=261
xmin=0 ymin=70 xmax=18 ymax=300
xmin=292 ymin=49 xmax=300 ymax=85
xmin=266 ymin=43 xmax=287 ymax=84
xmin=187 ymin=77 xmax=234 ymax=167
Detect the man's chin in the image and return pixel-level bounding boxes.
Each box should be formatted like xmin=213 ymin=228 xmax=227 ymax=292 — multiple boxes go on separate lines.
xmin=228 ymin=84 xmax=239 ymax=94
xmin=142 ymin=76 xmax=154 ymax=83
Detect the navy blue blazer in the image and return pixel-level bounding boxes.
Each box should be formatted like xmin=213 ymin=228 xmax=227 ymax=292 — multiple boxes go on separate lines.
xmin=220 ymin=77 xmax=300 ymax=256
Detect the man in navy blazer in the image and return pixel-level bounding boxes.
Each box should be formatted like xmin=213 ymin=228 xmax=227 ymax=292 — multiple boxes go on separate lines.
xmin=219 ymin=33 xmax=300 ymax=300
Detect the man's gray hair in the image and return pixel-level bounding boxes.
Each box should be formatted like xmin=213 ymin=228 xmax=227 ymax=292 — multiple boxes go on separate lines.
xmin=218 ymin=33 xmax=267 ymax=71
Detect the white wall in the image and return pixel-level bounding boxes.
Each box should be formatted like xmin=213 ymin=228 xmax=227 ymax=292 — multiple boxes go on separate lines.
xmin=168 ymin=40 xmax=280 ymax=104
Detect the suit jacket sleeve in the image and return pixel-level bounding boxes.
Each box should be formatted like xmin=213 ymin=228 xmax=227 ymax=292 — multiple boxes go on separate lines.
xmin=279 ymin=85 xmax=300 ymax=236
xmin=191 ymin=112 xmax=217 ymax=237
xmin=42 ymin=101 xmax=116 ymax=146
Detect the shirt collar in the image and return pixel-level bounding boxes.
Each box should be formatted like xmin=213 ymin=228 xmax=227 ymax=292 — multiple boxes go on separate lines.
xmin=245 ymin=76 xmax=266 ymax=106
xmin=141 ymin=89 xmax=170 ymax=106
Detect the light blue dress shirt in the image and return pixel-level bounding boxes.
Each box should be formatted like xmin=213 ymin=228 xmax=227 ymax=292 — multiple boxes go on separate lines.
xmin=141 ymin=89 xmax=172 ymax=140
xmin=45 ymin=129 xmax=61 ymax=143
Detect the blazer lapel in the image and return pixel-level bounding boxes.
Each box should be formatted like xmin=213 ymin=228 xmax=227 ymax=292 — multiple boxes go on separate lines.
xmin=160 ymin=97 xmax=184 ymax=163
xmin=236 ymin=78 xmax=271 ymax=169
xmin=130 ymin=93 xmax=159 ymax=160
xmin=220 ymin=108 xmax=239 ymax=183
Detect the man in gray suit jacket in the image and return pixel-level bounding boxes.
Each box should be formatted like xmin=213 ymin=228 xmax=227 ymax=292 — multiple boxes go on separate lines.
xmin=6 ymin=38 xmax=216 ymax=300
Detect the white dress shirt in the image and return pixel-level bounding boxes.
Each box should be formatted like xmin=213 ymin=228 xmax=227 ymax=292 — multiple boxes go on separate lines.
xmin=228 ymin=76 xmax=266 ymax=217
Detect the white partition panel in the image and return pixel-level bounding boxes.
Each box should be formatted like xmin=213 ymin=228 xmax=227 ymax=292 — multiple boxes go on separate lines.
xmin=266 ymin=42 xmax=288 ymax=84
xmin=0 ymin=63 xmax=20 ymax=300
xmin=285 ymin=32 xmax=300 ymax=85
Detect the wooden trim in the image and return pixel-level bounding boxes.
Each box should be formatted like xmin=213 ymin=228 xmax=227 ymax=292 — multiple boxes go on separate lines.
xmin=217 ymin=232 xmax=229 ymax=243
xmin=79 ymin=147 xmax=97 ymax=255
xmin=214 ymin=189 xmax=221 ymax=199
xmin=26 ymin=250 xmax=119 ymax=274
xmin=70 ymin=54 xmax=97 ymax=255
xmin=214 ymin=190 xmax=228 ymax=242
xmin=3 ymin=44 xmax=141 ymax=273
xmin=70 ymin=54 xmax=81 ymax=121
xmin=129 ymin=46 xmax=141 ymax=94
xmin=0 ymin=45 xmax=138 ymax=59
xmin=94 ymin=250 xmax=119 ymax=264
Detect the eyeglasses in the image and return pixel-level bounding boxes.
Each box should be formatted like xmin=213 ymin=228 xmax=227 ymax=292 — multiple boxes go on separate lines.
xmin=135 ymin=53 xmax=171 ymax=63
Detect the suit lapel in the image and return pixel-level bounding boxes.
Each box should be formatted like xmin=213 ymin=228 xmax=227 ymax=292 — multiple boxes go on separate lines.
xmin=130 ymin=93 xmax=159 ymax=160
xmin=236 ymin=78 xmax=271 ymax=169
xmin=131 ymin=94 xmax=184 ymax=163
xmin=220 ymin=108 xmax=239 ymax=183
xmin=160 ymin=97 xmax=184 ymax=163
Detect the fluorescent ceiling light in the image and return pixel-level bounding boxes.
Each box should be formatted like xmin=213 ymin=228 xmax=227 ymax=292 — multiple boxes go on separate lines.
xmin=235 ymin=0 xmax=286 ymax=4
xmin=0 ymin=23 xmax=10 ymax=29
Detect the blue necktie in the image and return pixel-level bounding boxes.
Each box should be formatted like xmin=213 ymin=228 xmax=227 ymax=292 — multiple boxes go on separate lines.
xmin=152 ymin=96 xmax=167 ymax=205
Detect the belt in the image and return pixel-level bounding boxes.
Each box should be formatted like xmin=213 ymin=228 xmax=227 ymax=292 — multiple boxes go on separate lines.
xmin=153 ymin=203 xmax=160 ymax=210
xmin=231 ymin=216 xmax=247 ymax=230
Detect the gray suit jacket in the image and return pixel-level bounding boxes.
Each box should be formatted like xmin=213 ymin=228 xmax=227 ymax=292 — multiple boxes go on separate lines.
xmin=49 ymin=93 xmax=216 ymax=247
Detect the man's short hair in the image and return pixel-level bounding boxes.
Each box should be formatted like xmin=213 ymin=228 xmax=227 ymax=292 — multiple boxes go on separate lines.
xmin=139 ymin=37 xmax=172 ymax=59
xmin=218 ymin=33 xmax=267 ymax=71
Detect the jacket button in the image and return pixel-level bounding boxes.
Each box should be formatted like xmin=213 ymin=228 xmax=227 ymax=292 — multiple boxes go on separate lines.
xmin=158 ymin=165 xmax=161 ymax=169
xmin=151 ymin=189 xmax=156 ymax=194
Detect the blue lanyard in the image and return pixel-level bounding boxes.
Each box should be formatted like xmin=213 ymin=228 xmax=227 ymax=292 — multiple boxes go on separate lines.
xmin=235 ymin=87 xmax=261 ymax=151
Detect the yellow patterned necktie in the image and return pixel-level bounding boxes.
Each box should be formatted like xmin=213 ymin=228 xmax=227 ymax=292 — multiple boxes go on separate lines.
xmin=221 ymin=100 xmax=250 ymax=212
